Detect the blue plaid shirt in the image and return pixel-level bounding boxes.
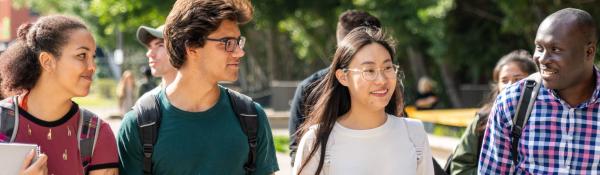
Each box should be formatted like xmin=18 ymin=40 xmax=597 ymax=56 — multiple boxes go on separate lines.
xmin=479 ymin=68 xmax=600 ymax=174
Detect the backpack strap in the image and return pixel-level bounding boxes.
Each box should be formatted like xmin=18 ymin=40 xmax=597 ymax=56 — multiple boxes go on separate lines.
xmin=0 ymin=96 xmax=19 ymax=142
xmin=78 ymin=108 xmax=101 ymax=174
xmin=402 ymin=117 xmax=447 ymax=174
xmin=510 ymin=73 xmax=541 ymax=166
xmin=132 ymin=89 xmax=257 ymax=175
xmin=226 ymin=89 xmax=258 ymax=175
xmin=133 ymin=93 xmax=161 ymax=175
xmin=0 ymin=97 xmax=102 ymax=174
xmin=403 ymin=118 xmax=425 ymax=163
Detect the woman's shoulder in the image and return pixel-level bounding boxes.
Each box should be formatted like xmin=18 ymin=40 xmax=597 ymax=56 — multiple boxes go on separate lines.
xmin=294 ymin=125 xmax=319 ymax=144
xmin=0 ymin=96 xmax=16 ymax=111
xmin=388 ymin=115 xmax=427 ymax=137
xmin=401 ymin=117 xmax=425 ymax=128
xmin=74 ymin=107 xmax=116 ymax=138
xmin=387 ymin=114 xmax=424 ymax=127
xmin=78 ymin=108 xmax=107 ymax=125
xmin=303 ymin=125 xmax=319 ymax=138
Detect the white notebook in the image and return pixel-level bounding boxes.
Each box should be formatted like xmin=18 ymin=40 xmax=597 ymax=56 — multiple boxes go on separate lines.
xmin=0 ymin=143 xmax=39 ymax=175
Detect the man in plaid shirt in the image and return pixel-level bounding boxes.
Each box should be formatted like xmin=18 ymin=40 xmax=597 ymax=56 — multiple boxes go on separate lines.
xmin=479 ymin=8 xmax=599 ymax=174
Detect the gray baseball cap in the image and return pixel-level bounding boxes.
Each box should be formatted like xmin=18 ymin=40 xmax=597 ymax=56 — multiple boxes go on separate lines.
xmin=136 ymin=25 xmax=164 ymax=47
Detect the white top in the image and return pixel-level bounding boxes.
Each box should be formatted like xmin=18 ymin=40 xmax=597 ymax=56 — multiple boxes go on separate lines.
xmin=292 ymin=114 xmax=434 ymax=175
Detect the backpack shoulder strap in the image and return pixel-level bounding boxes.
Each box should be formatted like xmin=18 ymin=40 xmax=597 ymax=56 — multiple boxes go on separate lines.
xmin=133 ymin=93 xmax=161 ymax=175
xmin=78 ymin=107 xmax=101 ymax=173
xmin=402 ymin=117 xmax=447 ymax=174
xmin=402 ymin=117 xmax=426 ymax=163
xmin=510 ymin=73 xmax=541 ymax=166
xmin=0 ymin=96 xmax=19 ymax=142
xmin=226 ymin=88 xmax=258 ymax=175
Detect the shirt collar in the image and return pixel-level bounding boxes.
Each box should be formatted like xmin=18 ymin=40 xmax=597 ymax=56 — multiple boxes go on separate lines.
xmin=589 ymin=66 xmax=600 ymax=104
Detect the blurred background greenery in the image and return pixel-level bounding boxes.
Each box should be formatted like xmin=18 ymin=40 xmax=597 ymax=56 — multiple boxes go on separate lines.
xmin=11 ymin=0 xmax=600 ymax=109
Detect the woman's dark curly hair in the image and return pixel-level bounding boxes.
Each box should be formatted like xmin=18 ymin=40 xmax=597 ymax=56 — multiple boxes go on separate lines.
xmin=0 ymin=15 xmax=87 ymax=96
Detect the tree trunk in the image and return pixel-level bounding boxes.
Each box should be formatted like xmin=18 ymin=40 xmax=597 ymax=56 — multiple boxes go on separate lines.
xmin=438 ymin=60 xmax=462 ymax=108
xmin=264 ymin=26 xmax=276 ymax=81
xmin=406 ymin=46 xmax=428 ymax=80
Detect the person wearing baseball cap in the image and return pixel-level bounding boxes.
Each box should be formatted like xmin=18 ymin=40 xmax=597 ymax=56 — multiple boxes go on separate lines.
xmin=136 ymin=24 xmax=176 ymax=95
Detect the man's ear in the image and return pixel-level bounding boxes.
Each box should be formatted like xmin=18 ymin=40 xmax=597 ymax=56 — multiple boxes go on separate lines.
xmin=336 ymin=69 xmax=349 ymax=87
xmin=186 ymin=47 xmax=196 ymax=57
xmin=39 ymin=52 xmax=56 ymax=73
xmin=185 ymin=41 xmax=204 ymax=57
xmin=585 ymin=42 xmax=597 ymax=62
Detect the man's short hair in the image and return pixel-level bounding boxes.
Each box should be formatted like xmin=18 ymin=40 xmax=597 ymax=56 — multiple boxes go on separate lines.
xmin=164 ymin=0 xmax=253 ymax=69
xmin=336 ymin=10 xmax=381 ymax=42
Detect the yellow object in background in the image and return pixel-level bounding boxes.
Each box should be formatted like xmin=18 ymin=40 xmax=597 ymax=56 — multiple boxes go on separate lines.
xmin=404 ymin=106 xmax=478 ymax=127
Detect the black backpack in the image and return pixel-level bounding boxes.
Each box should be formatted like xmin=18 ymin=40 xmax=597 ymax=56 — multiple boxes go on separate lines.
xmin=443 ymin=73 xmax=541 ymax=174
xmin=134 ymin=89 xmax=259 ymax=175
xmin=0 ymin=96 xmax=101 ymax=175
xmin=509 ymin=73 xmax=541 ymax=165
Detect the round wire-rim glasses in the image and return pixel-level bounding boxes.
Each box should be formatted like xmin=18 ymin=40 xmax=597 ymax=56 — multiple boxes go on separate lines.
xmin=342 ymin=64 xmax=405 ymax=81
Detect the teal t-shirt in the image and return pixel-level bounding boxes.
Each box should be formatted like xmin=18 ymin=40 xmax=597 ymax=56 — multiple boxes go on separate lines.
xmin=118 ymin=86 xmax=279 ymax=175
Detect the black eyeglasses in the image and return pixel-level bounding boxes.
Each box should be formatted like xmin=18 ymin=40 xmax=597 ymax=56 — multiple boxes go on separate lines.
xmin=205 ymin=36 xmax=246 ymax=52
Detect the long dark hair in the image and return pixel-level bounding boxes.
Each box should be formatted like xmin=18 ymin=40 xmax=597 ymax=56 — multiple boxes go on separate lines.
xmin=0 ymin=15 xmax=87 ymax=96
xmin=475 ymin=50 xmax=537 ymax=133
xmin=296 ymin=26 xmax=402 ymax=175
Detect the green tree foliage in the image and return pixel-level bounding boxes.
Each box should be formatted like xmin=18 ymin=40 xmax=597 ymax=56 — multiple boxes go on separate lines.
xmin=89 ymin=0 xmax=174 ymax=48
xmin=19 ymin=0 xmax=600 ymax=107
xmin=16 ymin=0 xmax=173 ymax=49
xmin=15 ymin=0 xmax=175 ymax=80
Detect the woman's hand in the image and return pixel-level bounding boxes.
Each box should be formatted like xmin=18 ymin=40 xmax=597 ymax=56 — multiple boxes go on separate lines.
xmin=20 ymin=150 xmax=48 ymax=175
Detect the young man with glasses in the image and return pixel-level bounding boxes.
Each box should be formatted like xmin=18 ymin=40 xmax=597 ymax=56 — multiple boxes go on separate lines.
xmin=117 ymin=0 xmax=279 ymax=174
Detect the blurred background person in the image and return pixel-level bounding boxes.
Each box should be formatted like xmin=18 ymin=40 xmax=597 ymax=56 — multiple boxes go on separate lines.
xmin=447 ymin=50 xmax=537 ymax=175
xmin=135 ymin=24 xmax=177 ymax=93
xmin=116 ymin=70 xmax=135 ymax=116
xmin=415 ymin=77 xmax=438 ymax=110
xmin=137 ymin=66 xmax=156 ymax=98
